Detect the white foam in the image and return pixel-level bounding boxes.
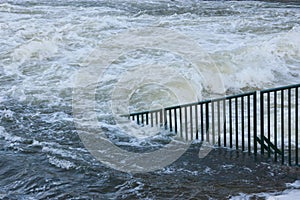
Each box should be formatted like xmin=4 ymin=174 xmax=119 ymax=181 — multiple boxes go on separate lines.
xmin=42 ymin=146 xmax=79 ymax=160
xmin=0 ymin=126 xmax=23 ymax=143
xmin=11 ymin=39 xmax=58 ymax=64
xmin=1 ymin=1 xmax=298 ymax=103
xmin=230 ymin=180 xmax=300 ymax=200
xmin=267 ymin=190 xmax=300 ymax=200
xmin=47 ymin=156 xmax=76 ymax=170
xmin=286 ymin=180 xmax=300 ymax=189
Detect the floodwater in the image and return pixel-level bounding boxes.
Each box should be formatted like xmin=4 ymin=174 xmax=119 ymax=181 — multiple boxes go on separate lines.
xmin=1 ymin=0 xmax=300 ymax=199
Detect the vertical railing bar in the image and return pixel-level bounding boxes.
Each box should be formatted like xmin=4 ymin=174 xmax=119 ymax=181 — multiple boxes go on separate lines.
xmin=217 ymin=100 xmax=221 ymax=147
xmin=206 ymin=102 xmax=210 ymax=143
xmin=141 ymin=114 xmax=144 ymax=125
xmin=180 ymin=107 xmax=183 ymax=138
xmin=185 ymin=106 xmax=188 ymax=140
xmin=201 ymin=104 xmax=204 ymax=141
xmin=169 ymin=109 xmax=173 ymax=132
xmin=267 ymin=92 xmax=271 ymax=158
xmin=274 ymin=91 xmax=278 ymax=162
xmin=247 ymin=95 xmax=251 ymax=154
xmin=212 ymin=101 xmax=215 ymax=145
xmin=195 ymin=105 xmax=199 ymax=140
xmin=132 ymin=115 xmax=135 ymax=121
xmin=288 ymin=88 xmax=292 ymax=165
xmin=190 ymin=105 xmax=193 ymax=140
xmin=235 ymin=97 xmax=239 ymax=150
xmin=146 ymin=113 xmax=149 ymax=125
xmin=137 ymin=114 xmax=140 ymax=125
xmin=160 ymin=109 xmax=163 ymax=127
xmin=241 ymin=96 xmax=245 ymax=151
xmin=150 ymin=112 xmax=153 ymax=127
xmin=281 ymin=90 xmax=285 ymax=165
xmin=260 ymin=92 xmax=264 ymax=155
xmin=296 ymin=87 xmax=299 ymax=166
xmin=174 ymin=108 xmax=178 ymax=134
xmin=229 ymin=98 xmax=233 ymax=148
xmin=164 ymin=109 xmax=167 ymax=130
xmin=224 ymin=99 xmax=227 ymax=147
xmin=253 ymin=92 xmax=257 ymax=156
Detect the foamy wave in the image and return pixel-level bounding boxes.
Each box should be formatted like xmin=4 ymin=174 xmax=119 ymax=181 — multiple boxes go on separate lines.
xmin=47 ymin=156 xmax=76 ymax=170
xmin=267 ymin=190 xmax=300 ymax=200
xmin=230 ymin=180 xmax=300 ymax=200
xmin=0 ymin=126 xmax=23 ymax=143
xmin=42 ymin=146 xmax=79 ymax=160
xmin=215 ymin=26 xmax=300 ymax=92
xmin=11 ymin=39 xmax=58 ymax=63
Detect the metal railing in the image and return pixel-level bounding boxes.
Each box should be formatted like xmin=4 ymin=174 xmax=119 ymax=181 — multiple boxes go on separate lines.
xmin=124 ymin=83 xmax=300 ymax=166
xmin=260 ymin=83 xmax=300 ymax=165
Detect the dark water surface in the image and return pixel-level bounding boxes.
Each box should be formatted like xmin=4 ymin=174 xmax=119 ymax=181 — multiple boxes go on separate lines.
xmin=1 ymin=100 xmax=299 ymax=199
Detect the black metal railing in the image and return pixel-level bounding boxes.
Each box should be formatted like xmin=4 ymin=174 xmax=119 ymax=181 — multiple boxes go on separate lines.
xmin=260 ymin=83 xmax=300 ymax=165
xmin=124 ymin=83 xmax=300 ymax=166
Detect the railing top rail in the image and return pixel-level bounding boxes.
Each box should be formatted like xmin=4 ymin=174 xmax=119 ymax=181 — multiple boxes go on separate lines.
xmin=260 ymin=83 xmax=300 ymax=94
xmin=125 ymin=83 xmax=299 ymax=116
xmin=121 ymin=108 xmax=163 ymax=117
xmin=164 ymin=91 xmax=256 ymax=110
xmin=126 ymin=91 xmax=257 ymax=116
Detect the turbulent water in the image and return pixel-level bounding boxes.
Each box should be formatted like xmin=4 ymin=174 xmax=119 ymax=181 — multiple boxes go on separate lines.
xmin=1 ymin=0 xmax=300 ymax=199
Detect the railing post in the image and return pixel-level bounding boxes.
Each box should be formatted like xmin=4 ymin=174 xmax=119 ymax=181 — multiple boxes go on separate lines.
xmin=229 ymin=98 xmax=232 ymax=148
xmin=190 ymin=105 xmax=193 ymax=140
xmin=164 ymin=109 xmax=167 ymax=130
xmin=205 ymin=102 xmax=209 ymax=142
xmin=288 ymin=88 xmax=292 ymax=165
xmin=281 ymin=90 xmax=285 ymax=165
xmin=150 ymin=112 xmax=154 ymax=127
xmin=274 ymin=91 xmax=278 ymax=162
xmin=212 ymin=101 xmax=215 ymax=144
xmin=267 ymin=92 xmax=271 ymax=158
xmin=248 ymin=95 xmax=251 ymax=154
xmin=260 ymin=91 xmax=264 ymax=155
xmin=185 ymin=106 xmax=188 ymax=140
xmin=223 ymin=99 xmax=227 ymax=147
xmin=253 ymin=92 xmax=257 ymax=156
xmin=217 ymin=100 xmax=221 ymax=147
xmin=195 ymin=105 xmax=199 ymax=140
xmin=201 ymin=104 xmax=204 ymax=141
xmin=179 ymin=107 xmax=183 ymax=138
xmin=241 ymin=96 xmax=245 ymax=151
xmin=235 ymin=97 xmax=239 ymax=150
xmin=169 ymin=109 xmax=172 ymax=132
xmin=160 ymin=109 xmax=163 ymax=127
xmin=174 ymin=108 xmax=177 ymax=134
xmin=137 ymin=114 xmax=140 ymax=125
xmin=296 ymin=87 xmax=299 ymax=166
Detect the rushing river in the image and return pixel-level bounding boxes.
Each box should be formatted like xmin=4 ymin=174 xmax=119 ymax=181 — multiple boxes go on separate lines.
xmin=1 ymin=0 xmax=300 ymax=199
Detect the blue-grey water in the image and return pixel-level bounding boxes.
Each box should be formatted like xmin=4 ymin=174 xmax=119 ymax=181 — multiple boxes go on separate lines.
xmin=1 ymin=0 xmax=300 ymax=199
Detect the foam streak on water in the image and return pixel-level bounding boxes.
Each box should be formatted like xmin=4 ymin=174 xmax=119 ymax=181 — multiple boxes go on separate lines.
xmin=1 ymin=0 xmax=300 ymax=199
